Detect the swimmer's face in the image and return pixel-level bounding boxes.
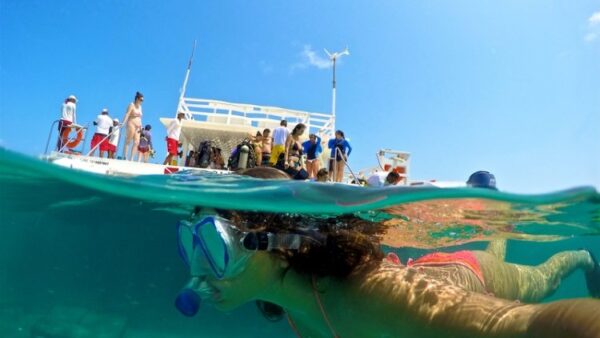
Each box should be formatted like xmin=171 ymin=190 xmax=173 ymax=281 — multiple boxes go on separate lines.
xmin=205 ymin=251 xmax=286 ymax=311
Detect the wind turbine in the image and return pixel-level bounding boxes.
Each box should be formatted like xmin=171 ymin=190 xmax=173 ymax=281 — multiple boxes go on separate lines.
xmin=324 ymin=47 xmax=350 ymax=118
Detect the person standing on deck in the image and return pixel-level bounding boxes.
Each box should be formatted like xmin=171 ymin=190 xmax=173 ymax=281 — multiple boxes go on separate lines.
xmin=90 ymin=108 xmax=113 ymax=158
xmin=56 ymin=95 xmax=77 ymax=151
xmin=122 ymin=92 xmax=144 ymax=161
xmin=327 ymin=130 xmax=352 ymax=182
xmin=163 ymin=112 xmax=185 ymax=165
xmin=137 ymin=124 xmax=153 ymax=163
xmin=107 ymin=118 xmax=120 ymax=159
xmin=302 ymin=134 xmax=322 ymax=179
xmin=261 ymin=128 xmax=272 ymax=165
xmin=269 ymin=120 xmax=289 ymax=166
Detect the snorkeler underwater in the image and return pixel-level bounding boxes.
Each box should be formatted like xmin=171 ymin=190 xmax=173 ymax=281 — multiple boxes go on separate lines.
xmin=2 ymin=1 xmax=600 ymax=337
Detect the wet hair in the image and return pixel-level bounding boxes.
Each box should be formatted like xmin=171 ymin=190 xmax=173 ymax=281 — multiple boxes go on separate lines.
xmin=221 ymin=167 xmax=385 ymax=278
xmin=135 ymin=91 xmax=144 ymax=101
xmin=316 ymin=168 xmax=329 ymax=182
xmin=291 ymin=123 xmax=306 ymax=137
xmin=336 ymin=130 xmax=345 ymax=139
xmin=385 ymin=171 xmax=401 ymax=185
xmin=222 ymin=167 xmax=385 ymax=323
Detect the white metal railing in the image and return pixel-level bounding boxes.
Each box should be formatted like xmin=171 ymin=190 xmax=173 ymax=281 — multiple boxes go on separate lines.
xmin=177 ymin=97 xmax=336 ymax=140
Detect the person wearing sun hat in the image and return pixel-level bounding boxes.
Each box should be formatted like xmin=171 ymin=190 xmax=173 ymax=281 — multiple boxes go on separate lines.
xmin=163 ymin=111 xmax=186 ymax=165
xmin=90 ymin=108 xmax=113 ymax=158
xmin=56 ymin=94 xmax=78 ymax=151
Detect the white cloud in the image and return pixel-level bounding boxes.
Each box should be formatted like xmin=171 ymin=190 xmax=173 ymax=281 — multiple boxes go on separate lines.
xmin=585 ymin=32 xmax=598 ymax=42
xmin=585 ymin=11 xmax=600 ymax=43
xmin=589 ymin=11 xmax=600 ymax=26
xmin=291 ymin=45 xmax=331 ymax=72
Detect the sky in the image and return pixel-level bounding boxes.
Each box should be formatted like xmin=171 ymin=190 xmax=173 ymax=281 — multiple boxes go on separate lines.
xmin=0 ymin=0 xmax=598 ymax=193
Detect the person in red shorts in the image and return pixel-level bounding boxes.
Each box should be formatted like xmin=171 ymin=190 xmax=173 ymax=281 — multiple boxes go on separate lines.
xmin=163 ymin=112 xmax=185 ymax=165
xmin=107 ymin=118 xmax=120 ymax=159
xmin=90 ymin=108 xmax=113 ymax=158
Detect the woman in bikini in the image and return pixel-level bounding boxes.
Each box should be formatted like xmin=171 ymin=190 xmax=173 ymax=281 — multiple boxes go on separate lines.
xmin=174 ymin=167 xmax=600 ymax=338
xmin=284 ymin=123 xmax=306 ymax=170
xmin=122 ymin=91 xmax=144 ymax=161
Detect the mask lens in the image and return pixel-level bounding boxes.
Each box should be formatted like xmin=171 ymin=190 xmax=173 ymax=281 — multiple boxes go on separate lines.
xmin=196 ymin=218 xmax=229 ymax=279
xmin=177 ymin=221 xmax=194 ymax=267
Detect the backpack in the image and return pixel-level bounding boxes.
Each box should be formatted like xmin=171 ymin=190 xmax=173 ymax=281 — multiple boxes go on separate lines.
xmin=227 ymin=139 xmax=257 ymax=170
xmin=196 ymin=141 xmax=214 ymax=168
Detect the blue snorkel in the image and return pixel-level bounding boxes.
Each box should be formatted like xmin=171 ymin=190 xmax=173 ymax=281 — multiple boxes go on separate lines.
xmin=175 ymin=277 xmax=202 ymax=317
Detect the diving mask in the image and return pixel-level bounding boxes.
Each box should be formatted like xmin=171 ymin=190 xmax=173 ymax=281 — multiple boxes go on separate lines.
xmin=177 ymin=213 xmax=251 ymax=280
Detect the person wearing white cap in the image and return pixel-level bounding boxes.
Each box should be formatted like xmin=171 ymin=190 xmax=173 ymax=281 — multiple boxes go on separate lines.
xmin=107 ymin=118 xmax=121 ymax=159
xmin=56 ymin=95 xmax=78 ymax=151
xmin=90 ymin=108 xmax=113 ymax=158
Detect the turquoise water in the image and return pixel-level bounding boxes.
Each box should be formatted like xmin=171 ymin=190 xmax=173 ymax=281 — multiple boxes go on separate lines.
xmin=1 ymin=148 xmax=599 ymax=337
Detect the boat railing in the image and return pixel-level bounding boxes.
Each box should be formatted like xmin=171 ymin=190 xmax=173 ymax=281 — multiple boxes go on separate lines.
xmin=46 ymin=121 xmax=90 ymax=155
xmin=177 ymin=97 xmax=336 ymax=139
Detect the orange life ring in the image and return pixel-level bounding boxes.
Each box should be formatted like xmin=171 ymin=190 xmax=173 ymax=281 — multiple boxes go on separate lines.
xmin=61 ymin=126 xmax=84 ymax=149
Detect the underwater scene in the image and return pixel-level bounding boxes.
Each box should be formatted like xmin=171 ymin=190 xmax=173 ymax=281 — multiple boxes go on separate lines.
xmin=1 ymin=148 xmax=599 ymax=338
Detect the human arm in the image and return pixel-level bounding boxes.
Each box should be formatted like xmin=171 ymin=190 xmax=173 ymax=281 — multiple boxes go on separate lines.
xmin=316 ymin=136 xmax=322 ymax=156
xmin=122 ymin=103 xmax=134 ymax=125
xmin=345 ymin=140 xmax=352 ymax=157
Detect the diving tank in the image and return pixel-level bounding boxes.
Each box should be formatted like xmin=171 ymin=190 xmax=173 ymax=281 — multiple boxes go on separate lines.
xmin=238 ymin=144 xmax=249 ymax=169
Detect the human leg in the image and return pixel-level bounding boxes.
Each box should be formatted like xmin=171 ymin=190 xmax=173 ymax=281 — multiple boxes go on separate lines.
xmin=335 ymin=159 xmax=345 ymax=182
xmin=475 ymin=249 xmax=595 ymax=302
xmin=485 ymin=239 xmax=507 ymax=261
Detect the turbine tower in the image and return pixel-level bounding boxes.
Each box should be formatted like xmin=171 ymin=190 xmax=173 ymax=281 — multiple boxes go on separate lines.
xmin=324 ymin=47 xmax=350 ymax=119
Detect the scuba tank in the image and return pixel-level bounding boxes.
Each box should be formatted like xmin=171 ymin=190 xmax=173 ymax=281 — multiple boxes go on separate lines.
xmin=238 ymin=144 xmax=250 ymax=169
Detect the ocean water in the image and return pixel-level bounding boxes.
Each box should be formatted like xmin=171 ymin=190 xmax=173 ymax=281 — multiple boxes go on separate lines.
xmin=0 ymin=148 xmax=599 ymax=337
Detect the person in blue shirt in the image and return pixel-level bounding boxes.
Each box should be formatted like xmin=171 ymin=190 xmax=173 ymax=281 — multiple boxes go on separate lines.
xmin=302 ymin=134 xmax=322 ymax=179
xmin=327 ymin=130 xmax=352 ymax=182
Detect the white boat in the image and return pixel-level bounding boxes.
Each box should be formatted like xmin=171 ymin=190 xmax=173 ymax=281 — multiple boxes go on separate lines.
xmin=43 ymin=46 xmax=439 ymax=186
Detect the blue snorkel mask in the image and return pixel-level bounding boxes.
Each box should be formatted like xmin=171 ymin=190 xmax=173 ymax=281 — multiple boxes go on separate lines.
xmin=174 ymin=210 xmax=316 ymax=316
xmin=176 ymin=213 xmax=251 ymax=280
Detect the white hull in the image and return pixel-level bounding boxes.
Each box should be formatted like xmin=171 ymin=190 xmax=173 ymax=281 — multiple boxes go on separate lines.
xmin=43 ymin=152 xmax=229 ymax=176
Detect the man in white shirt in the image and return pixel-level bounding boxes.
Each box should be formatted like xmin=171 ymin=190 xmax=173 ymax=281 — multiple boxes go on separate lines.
xmin=163 ymin=112 xmax=185 ymax=165
xmin=367 ymin=171 xmax=402 ymax=187
xmin=56 ymin=95 xmax=77 ymax=151
xmin=107 ymin=118 xmax=121 ymax=159
xmin=90 ymin=108 xmax=113 ymax=158
xmin=269 ymin=120 xmax=289 ymax=165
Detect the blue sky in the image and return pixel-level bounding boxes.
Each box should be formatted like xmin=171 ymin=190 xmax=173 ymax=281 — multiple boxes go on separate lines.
xmin=1 ymin=0 xmax=598 ymax=193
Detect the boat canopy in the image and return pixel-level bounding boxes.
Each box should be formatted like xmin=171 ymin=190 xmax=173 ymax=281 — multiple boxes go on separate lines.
xmin=161 ymin=97 xmax=336 ymax=163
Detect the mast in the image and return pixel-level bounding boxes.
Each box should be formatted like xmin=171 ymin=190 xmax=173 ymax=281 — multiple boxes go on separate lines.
xmin=177 ymin=40 xmax=197 ymax=118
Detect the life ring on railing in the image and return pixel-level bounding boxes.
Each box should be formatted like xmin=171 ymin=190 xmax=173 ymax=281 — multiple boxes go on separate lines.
xmin=61 ymin=126 xmax=84 ymax=149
